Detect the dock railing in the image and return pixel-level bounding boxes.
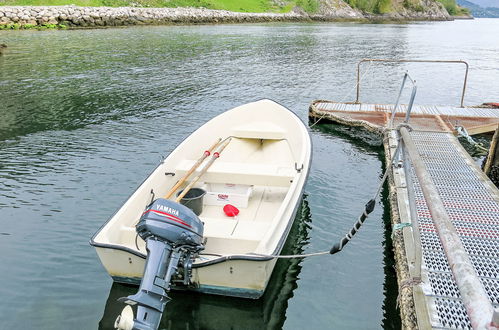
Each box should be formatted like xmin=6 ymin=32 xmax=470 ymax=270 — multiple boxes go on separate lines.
xmin=356 ymin=59 xmax=469 ymax=108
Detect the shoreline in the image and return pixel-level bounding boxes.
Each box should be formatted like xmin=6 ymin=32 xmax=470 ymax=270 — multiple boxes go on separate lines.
xmin=0 ymin=5 xmax=462 ymax=29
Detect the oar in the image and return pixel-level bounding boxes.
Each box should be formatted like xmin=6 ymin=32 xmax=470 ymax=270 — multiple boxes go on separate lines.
xmin=175 ymin=138 xmax=231 ymax=203
xmin=164 ymin=138 xmax=222 ymax=199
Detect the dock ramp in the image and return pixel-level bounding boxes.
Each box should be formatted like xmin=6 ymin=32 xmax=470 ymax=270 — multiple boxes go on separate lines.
xmin=310 ymin=99 xmax=499 ymax=329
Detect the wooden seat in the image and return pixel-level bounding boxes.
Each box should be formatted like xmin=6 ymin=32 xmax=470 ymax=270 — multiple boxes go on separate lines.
xmin=175 ymin=160 xmax=295 ymax=187
xmin=230 ymin=121 xmax=286 ymax=140
xmin=201 ymin=217 xmax=270 ymax=255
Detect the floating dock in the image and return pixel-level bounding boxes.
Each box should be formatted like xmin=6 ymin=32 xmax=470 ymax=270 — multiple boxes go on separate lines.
xmin=310 ymin=100 xmax=499 ymax=329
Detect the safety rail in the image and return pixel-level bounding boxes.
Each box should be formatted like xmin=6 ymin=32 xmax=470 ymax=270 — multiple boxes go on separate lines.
xmin=356 ymin=59 xmax=469 ymax=108
xmin=388 ymin=71 xmax=424 ymax=280
xmin=387 ymin=72 xmax=417 ymax=128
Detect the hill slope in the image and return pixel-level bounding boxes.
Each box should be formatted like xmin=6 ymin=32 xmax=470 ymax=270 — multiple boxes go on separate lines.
xmin=0 ymin=0 xmax=466 ymax=19
xmin=457 ymin=0 xmax=499 ymax=16
xmin=465 ymin=0 xmax=499 ymax=8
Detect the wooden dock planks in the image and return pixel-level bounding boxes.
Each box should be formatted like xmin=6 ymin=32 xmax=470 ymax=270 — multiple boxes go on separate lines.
xmin=311 ymin=101 xmax=499 ymax=135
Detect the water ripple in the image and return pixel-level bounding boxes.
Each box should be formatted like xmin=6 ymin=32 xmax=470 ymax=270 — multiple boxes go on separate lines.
xmin=1 ymin=20 xmax=498 ymax=330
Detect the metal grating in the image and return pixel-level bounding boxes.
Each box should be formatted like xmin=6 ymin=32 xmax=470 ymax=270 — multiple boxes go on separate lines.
xmin=481 ymin=278 xmax=499 ymax=305
xmin=433 ymin=297 xmax=472 ymax=329
xmin=420 ymin=232 xmax=499 ymax=258
xmin=417 ymin=205 xmax=499 ymax=226
xmin=422 ymin=250 xmax=498 ymax=278
xmin=406 ymin=130 xmax=499 ymax=329
xmin=310 ymin=101 xmax=499 ymax=328
xmin=427 ymin=272 xmax=461 ymax=299
xmin=415 ymin=185 xmax=496 ymax=201
xmin=427 ymin=274 xmax=499 ymax=306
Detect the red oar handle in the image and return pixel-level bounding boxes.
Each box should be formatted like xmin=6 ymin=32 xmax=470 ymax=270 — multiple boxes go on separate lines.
xmin=175 ymin=138 xmax=231 ymax=203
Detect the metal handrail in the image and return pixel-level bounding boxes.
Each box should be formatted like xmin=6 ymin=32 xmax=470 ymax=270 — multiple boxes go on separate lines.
xmin=388 ymin=72 xmax=417 ymax=128
xmin=389 ymin=73 xmax=423 ymax=278
xmin=399 ymin=126 xmax=497 ymax=329
xmin=356 ymin=59 xmax=469 ymax=108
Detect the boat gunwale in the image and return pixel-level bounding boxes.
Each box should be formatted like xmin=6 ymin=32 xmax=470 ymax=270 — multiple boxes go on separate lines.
xmin=89 ymin=98 xmax=312 ymax=268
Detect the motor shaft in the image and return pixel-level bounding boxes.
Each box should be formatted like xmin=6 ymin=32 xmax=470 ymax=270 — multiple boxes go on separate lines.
xmin=116 ymin=238 xmax=181 ymax=330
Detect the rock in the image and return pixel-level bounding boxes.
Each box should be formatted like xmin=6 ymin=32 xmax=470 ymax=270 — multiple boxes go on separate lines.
xmin=0 ymin=3 xmax=456 ymax=29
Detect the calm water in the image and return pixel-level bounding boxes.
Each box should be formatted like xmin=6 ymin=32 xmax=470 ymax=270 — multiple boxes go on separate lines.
xmin=1 ymin=19 xmax=498 ymax=329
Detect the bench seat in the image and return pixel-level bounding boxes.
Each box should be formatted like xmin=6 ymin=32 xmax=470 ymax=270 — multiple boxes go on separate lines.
xmin=231 ymin=121 xmax=286 ymax=140
xmin=201 ymin=217 xmax=271 ymax=255
xmin=175 ymin=160 xmax=295 ymax=187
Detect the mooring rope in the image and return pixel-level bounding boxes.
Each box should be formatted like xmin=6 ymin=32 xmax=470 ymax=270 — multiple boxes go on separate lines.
xmin=456 ymin=125 xmax=489 ymax=153
xmin=141 ymin=74 xmax=414 ymax=262
xmin=396 ymin=277 xmax=422 ymax=309
xmin=391 ymin=223 xmax=412 ymax=239
xmin=209 ymin=134 xmax=404 ymax=261
xmin=254 ymin=250 xmax=330 ymax=259
xmin=200 ymin=75 xmax=419 ymax=261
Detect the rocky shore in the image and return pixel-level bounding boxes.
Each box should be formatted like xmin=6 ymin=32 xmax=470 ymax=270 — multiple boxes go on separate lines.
xmin=0 ymin=6 xmax=340 ymax=28
xmin=0 ymin=4 xmax=456 ymax=29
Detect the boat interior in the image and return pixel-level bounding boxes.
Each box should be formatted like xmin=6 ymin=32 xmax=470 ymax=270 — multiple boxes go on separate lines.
xmin=111 ymin=135 xmax=299 ymax=258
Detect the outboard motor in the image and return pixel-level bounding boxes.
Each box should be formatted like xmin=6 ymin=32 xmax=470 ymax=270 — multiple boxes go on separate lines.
xmin=114 ymin=198 xmax=204 ymax=330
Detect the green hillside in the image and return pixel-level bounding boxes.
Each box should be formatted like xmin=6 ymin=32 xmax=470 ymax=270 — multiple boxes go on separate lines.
xmin=343 ymin=0 xmax=391 ymax=14
xmin=0 ymin=0 xmax=312 ymax=13
xmin=436 ymin=0 xmax=469 ymax=15
xmin=0 ymin=0 xmax=465 ymax=16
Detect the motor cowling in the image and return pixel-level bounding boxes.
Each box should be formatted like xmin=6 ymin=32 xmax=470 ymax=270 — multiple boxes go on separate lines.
xmin=115 ymin=199 xmax=204 ymax=330
xmin=137 ymin=198 xmax=204 ymax=245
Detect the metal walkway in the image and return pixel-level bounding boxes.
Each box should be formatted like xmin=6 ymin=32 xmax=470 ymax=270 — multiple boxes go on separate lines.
xmin=395 ymin=130 xmax=498 ymax=329
xmin=310 ymin=101 xmax=499 ymax=329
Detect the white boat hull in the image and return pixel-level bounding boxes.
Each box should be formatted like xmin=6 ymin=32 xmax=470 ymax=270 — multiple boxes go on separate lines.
xmin=95 ymin=245 xmax=280 ymax=298
xmin=91 ymin=99 xmax=311 ymax=298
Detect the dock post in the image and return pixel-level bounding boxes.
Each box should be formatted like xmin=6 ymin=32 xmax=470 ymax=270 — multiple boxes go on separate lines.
xmin=483 ymin=125 xmax=499 ymax=187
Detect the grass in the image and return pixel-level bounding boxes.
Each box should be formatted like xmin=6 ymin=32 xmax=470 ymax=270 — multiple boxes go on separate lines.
xmin=0 ymin=22 xmax=67 ymax=29
xmin=402 ymin=0 xmax=424 ymax=12
xmin=435 ymin=0 xmax=470 ymax=15
xmin=1 ymin=0 xmax=112 ymax=6
xmin=344 ymin=0 xmax=392 ymax=13
xmin=0 ymin=0 xmax=317 ymax=13
xmin=344 ymin=0 xmax=467 ymax=15
xmin=296 ymin=0 xmax=319 ymax=13
xmin=0 ymin=0 xmax=467 ymax=16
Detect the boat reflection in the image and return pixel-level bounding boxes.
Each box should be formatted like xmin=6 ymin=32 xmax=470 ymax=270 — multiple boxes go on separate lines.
xmin=98 ymin=197 xmax=312 ymax=330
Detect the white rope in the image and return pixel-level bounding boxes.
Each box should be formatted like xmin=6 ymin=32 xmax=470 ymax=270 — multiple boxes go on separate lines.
xmin=456 ymin=126 xmax=488 ymax=153
xmin=254 ymin=251 xmax=330 ymax=259
xmin=198 ymin=73 xmax=408 ymax=261
xmin=200 ymin=250 xmax=331 ymax=260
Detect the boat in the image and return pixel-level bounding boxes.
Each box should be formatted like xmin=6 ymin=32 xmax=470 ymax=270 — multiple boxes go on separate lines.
xmin=90 ymin=99 xmax=311 ymax=303
xmin=98 ymin=197 xmax=311 ymax=329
